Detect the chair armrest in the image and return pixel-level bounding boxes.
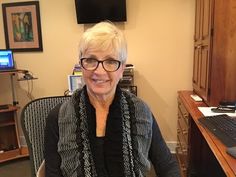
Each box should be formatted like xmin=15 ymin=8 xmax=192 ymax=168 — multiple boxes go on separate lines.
xmin=37 ymin=160 xmax=45 ymax=177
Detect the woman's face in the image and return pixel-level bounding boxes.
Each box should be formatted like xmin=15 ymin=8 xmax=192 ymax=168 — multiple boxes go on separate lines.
xmin=81 ymin=48 xmax=125 ymax=99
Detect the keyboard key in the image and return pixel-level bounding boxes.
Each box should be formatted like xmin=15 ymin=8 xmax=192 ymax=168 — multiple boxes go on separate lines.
xmin=199 ymin=114 xmax=236 ymax=147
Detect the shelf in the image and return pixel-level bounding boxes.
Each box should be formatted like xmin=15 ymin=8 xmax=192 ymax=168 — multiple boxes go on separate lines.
xmin=0 ymin=148 xmax=28 ymax=163
xmin=0 ymin=108 xmax=17 ymax=127
xmin=0 ymin=69 xmax=28 ymax=75
xmin=0 ymin=70 xmax=26 ymax=163
xmin=0 ymin=105 xmax=18 ymax=113
xmin=0 ymin=120 xmax=15 ymax=127
xmin=0 ymin=149 xmax=20 ymax=162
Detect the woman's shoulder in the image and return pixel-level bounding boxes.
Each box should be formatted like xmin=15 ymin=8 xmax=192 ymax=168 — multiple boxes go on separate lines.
xmin=59 ymin=88 xmax=84 ymax=115
xmin=122 ymin=90 xmax=149 ymax=106
xmin=46 ymin=103 xmax=63 ymax=126
xmin=121 ymin=90 xmax=152 ymax=115
xmin=58 ymin=98 xmax=74 ymax=117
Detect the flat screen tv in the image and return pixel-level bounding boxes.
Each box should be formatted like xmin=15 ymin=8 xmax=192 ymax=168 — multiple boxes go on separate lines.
xmin=75 ymin=0 xmax=127 ymax=24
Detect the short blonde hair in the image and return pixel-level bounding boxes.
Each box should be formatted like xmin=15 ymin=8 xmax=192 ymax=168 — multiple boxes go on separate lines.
xmin=79 ymin=21 xmax=127 ymax=63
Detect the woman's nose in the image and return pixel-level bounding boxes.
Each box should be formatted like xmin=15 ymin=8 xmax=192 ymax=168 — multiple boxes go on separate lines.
xmin=94 ymin=62 xmax=106 ymax=73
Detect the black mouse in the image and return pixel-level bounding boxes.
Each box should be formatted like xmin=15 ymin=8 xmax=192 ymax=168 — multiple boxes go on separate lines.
xmin=226 ymin=146 xmax=236 ymax=159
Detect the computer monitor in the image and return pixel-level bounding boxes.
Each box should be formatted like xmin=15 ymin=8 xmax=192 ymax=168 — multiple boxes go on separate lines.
xmin=68 ymin=75 xmax=84 ymax=94
xmin=0 ymin=49 xmax=15 ymax=71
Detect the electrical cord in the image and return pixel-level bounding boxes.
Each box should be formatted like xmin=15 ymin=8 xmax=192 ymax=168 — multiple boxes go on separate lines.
xmin=26 ymin=79 xmax=34 ymax=100
xmin=17 ymin=70 xmax=36 ymax=101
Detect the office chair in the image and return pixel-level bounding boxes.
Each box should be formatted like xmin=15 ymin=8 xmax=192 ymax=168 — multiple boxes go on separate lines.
xmin=21 ymin=96 xmax=70 ymax=177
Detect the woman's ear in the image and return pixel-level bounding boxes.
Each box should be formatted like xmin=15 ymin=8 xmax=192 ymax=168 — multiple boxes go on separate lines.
xmin=121 ymin=63 xmax=126 ymax=71
xmin=120 ymin=64 xmax=126 ymax=79
xmin=117 ymin=64 xmax=124 ymax=81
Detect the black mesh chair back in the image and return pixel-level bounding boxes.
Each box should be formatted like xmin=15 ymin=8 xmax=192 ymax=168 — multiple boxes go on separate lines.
xmin=21 ymin=96 xmax=70 ymax=177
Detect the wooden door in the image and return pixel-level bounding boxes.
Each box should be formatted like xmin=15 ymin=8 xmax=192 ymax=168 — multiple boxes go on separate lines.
xmin=208 ymin=0 xmax=236 ymax=105
xmin=192 ymin=0 xmax=213 ymax=101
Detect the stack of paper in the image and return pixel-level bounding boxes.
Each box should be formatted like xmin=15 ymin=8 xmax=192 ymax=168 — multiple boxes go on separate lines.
xmin=198 ymin=107 xmax=236 ymax=117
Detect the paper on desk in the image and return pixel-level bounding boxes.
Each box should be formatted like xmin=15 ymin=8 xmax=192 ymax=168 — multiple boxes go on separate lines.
xmin=198 ymin=107 xmax=236 ymax=117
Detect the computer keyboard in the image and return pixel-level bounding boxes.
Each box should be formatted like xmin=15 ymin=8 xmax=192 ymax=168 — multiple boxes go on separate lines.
xmin=199 ymin=114 xmax=236 ymax=147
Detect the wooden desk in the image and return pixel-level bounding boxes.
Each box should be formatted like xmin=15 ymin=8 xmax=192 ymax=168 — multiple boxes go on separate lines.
xmin=178 ymin=91 xmax=236 ymax=177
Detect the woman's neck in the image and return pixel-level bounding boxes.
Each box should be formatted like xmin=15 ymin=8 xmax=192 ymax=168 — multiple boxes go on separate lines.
xmin=87 ymin=91 xmax=115 ymax=109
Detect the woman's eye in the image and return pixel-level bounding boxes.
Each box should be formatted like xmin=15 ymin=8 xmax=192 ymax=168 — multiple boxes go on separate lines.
xmin=106 ymin=59 xmax=117 ymax=65
xmin=86 ymin=58 xmax=96 ymax=64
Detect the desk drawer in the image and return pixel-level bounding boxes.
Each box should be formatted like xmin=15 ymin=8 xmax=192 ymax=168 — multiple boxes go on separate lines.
xmin=176 ymin=146 xmax=187 ymax=177
xmin=177 ymin=131 xmax=188 ymax=155
xmin=177 ymin=94 xmax=190 ymax=177
xmin=178 ymin=97 xmax=190 ymax=124
xmin=177 ymin=114 xmax=188 ymax=143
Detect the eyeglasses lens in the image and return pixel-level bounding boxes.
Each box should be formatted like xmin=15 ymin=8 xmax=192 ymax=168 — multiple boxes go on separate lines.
xmin=81 ymin=58 xmax=120 ymax=72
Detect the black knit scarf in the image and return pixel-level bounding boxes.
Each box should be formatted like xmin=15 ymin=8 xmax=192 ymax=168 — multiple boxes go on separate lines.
xmin=70 ymin=87 xmax=136 ymax=177
xmin=58 ymin=86 xmax=152 ymax=177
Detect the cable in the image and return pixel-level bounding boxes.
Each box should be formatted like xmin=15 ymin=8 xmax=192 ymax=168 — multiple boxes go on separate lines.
xmin=26 ymin=79 xmax=34 ymax=100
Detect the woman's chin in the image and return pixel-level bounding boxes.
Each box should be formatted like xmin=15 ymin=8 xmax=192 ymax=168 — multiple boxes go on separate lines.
xmin=89 ymin=87 xmax=114 ymax=97
xmin=93 ymin=89 xmax=109 ymax=96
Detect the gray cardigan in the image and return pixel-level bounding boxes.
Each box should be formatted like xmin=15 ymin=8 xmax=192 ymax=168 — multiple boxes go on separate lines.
xmin=44 ymin=87 xmax=180 ymax=177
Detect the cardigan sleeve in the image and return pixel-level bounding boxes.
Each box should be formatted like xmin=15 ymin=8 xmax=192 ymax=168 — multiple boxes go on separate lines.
xmin=44 ymin=103 xmax=63 ymax=177
xmin=149 ymin=116 xmax=181 ymax=177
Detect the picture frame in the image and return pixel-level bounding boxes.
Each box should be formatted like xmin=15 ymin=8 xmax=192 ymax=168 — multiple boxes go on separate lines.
xmin=2 ymin=1 xmax=43 ymax=52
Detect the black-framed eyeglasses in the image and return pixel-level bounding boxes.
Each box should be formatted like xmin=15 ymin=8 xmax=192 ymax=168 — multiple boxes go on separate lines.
xmin=80 ymin=58 xmax=121 ymax=72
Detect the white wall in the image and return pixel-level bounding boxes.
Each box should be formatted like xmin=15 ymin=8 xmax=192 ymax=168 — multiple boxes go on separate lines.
xmin=0 ymin=0 xmax=194 ymax=146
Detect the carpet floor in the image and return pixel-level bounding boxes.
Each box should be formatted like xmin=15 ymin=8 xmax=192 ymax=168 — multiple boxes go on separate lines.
xmin=0 ymin=157 xmax=31 ymax=177
xmin=0 ymin=157 xmax=156 ymax=177
xmin=0 ymin=156 xmax=177 ymax=177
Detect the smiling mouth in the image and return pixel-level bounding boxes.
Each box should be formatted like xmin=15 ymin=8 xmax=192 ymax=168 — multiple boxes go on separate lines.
xmin=92 ymin=79 xmax=109 ymax=84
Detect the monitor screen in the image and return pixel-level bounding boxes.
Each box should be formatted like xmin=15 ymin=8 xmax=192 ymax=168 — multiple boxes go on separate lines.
xmin=0 ymin=50 xmax=14 ymax=70
xmin=75 ymin=0 xmax=127 ymax=24
xmin=68 ymin=75 xmax=84 ymax=94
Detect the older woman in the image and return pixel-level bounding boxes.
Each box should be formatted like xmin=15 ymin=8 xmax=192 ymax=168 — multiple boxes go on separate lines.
xmin=44 ymin=21 xmax=180 ymax=177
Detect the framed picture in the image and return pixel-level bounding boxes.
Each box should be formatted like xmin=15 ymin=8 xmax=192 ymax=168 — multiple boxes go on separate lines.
xmin=2 ymin=1 xmax=43 ymax=52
